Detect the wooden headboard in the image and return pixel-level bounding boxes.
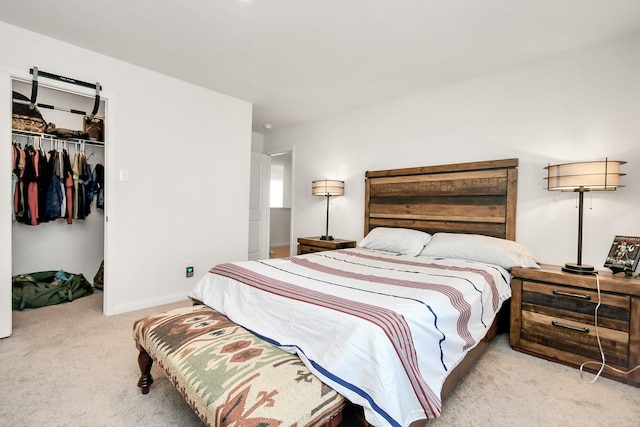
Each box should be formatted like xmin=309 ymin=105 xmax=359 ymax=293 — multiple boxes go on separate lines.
xmin=364 ymin=158 xmax=518 ymax=240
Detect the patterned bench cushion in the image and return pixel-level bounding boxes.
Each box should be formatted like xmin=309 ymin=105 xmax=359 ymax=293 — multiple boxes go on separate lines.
xmin=133 ymin=305 xmax=345 ymax=427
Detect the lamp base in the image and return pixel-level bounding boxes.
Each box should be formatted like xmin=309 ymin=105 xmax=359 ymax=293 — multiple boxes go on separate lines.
xmin=562 ymin=263 xmax=595 ymax=275
xmin=320 ymin=235 xmax=334 ymax=241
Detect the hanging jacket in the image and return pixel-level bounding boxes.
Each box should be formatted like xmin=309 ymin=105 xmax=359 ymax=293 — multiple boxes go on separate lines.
xmin=20 ymin=145 xmax=39 ymax=225
xmin=13 ymin=145 xmax=26 ymax=222
xmin=63 ymin=150 xmax=74 ymax=224
xmin=37 ymin=147 xmax=52 ymax=223
xmin=79 ymin=163 xmax=94 ymax=219
xmin=44 ymin=151 xmax=63 ymax=220
xmin=94 ymin=162 xmax=104 ymax=210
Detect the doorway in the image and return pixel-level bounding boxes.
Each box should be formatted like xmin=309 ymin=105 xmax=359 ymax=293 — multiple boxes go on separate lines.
xmin=269 ymin=151 xmax=293 ymax=258
xmin=10 ymin=78 xmax=106 ymax=313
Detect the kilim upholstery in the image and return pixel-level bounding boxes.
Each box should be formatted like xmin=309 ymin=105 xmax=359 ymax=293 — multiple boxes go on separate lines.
xmin=133 ymin=305 xmax=345 ymax=427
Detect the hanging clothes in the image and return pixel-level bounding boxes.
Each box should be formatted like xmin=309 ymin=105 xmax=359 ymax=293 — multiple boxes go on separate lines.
xmin=78 ymin=160 xmax=93 ymax=219
xmin=12 ymin=134 xmax=103 ymax=225
xmin=37 ymin=145 xmax=52 ymax=223
xmin=63 ymin=149 xmax=74 ymax=225
xmin=44 ymin=150 xmax=64 ymax=220
xmin=72 ymin=151 xmax=92 ymax=220
xmin=11 ymin=143 xmax=25 ymax=221
xmin=94 ymin=162 xmax=104 ymax=210
xmin=17 ymin=144 xmax=41 ymax=226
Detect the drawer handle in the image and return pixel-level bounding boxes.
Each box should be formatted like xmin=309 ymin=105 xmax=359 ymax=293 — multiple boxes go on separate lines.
xmin=552 ymin=290 xmax=591 ymax=300
xmin=552 ymin=320 xmax=589 ymax=333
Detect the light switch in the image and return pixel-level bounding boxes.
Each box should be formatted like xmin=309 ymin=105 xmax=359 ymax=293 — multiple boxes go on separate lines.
xmin=119 ymin=168 xmax=129 ymax=182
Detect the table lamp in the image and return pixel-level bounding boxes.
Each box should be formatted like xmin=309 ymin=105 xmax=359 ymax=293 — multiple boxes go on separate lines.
xmin=312 ymin=179 xmax=344 ymax=241
xmin=544 ymin=159 xmax=626 ymax=274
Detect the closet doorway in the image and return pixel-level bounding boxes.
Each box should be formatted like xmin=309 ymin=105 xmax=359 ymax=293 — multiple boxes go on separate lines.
xmin=10 ymin=77 xmax=106 ymax=315
xmin=269 ymin=150 xmax=293 ymax=258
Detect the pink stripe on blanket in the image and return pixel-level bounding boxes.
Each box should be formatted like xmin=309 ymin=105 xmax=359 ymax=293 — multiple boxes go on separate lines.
xmin=210 ymin=263 xmax=442 ymax=418
xmin=335 ymin=250 xmax=501 ymax=312
xmin=290 ymin=257 xmax=476 ymax=351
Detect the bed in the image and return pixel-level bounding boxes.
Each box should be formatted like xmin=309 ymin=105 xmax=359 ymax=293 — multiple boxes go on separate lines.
xmin=136 ymin=158 xmax=537 ymax=427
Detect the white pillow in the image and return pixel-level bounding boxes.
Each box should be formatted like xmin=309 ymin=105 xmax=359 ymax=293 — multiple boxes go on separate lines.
xmin=358 ymin=227 xmax=432 ymax=256
xmin=418 ymin=232 xmax=540 ymax=270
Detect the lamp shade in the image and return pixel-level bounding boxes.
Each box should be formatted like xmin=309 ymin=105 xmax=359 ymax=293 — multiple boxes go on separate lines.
xmin=312 ymin=179 xmax=345 ymax=196
xmin=544 ymin=160 xmax=626 ymax=191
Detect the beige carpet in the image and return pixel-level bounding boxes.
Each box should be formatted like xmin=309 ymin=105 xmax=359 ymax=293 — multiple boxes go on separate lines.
xmin=1 ymin=291 xmax=638 ymax=426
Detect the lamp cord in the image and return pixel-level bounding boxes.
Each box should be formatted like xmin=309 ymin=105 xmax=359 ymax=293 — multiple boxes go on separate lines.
xmin=579 ymin=272 xmax=605 ymax=383
xmin=579 ymin=271 xmax=640 ymax=382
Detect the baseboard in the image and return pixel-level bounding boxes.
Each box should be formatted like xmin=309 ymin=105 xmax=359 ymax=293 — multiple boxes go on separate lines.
xmin=108 ymin=292 xmax=191 ymax=316
xmin=270 ymin=242 xmax=289 ymax=248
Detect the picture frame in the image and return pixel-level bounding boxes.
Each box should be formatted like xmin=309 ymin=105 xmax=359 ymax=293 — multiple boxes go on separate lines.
xmin=604 ymin=235 xmax=640 ymax=276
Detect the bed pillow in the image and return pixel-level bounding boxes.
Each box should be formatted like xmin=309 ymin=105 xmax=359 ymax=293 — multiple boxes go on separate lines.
xmin=358 ymin=227 xmax=432 ymax=256
xmin=418 ymin=232 xmax=540 ymax=269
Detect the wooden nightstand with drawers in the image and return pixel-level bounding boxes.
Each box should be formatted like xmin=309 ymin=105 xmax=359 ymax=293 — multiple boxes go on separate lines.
xmin=297 ymin=237 xmax=356 ymax=255
xmin=510 ymin=264 xmax=640 ymax=386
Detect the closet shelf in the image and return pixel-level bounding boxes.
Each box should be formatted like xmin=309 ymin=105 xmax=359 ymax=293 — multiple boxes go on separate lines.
xmin=12 ymin=129 xmax=104 ymax=147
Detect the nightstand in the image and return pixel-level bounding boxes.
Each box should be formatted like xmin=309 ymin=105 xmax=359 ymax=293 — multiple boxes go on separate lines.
xmin=297 ymin=237 xmax=356 ymax=255
xmin=510 ymin=264 xmax=640 ymax=386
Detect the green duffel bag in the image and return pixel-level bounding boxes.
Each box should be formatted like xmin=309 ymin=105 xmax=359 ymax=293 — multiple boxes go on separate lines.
xmin=12 ymin=270 xmax=94 ymax=311
xmin=93 ymin=260 xmax=104 ymax=290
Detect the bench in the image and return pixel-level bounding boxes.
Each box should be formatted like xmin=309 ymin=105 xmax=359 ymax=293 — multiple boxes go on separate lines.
xmin=133 ymin=305 xmax=346 ymax=426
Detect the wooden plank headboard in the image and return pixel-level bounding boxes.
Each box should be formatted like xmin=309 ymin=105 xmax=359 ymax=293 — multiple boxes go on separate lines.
xmin=364 ymin=158 xmax=519 ymax=240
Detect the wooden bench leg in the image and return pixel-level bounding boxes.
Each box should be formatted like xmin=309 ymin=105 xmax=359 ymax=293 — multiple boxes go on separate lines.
xmin=136 ymin=342 xmax=154 ymax=394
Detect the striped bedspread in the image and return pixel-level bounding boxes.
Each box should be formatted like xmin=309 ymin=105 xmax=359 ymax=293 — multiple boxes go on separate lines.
xmin=189 ymin=248 xmax=512 ymax=427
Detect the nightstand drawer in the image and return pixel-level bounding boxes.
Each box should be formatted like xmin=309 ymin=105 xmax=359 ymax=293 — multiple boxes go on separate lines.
xmin=522 ymin=281 xmax=631 ymax=332
xmin=298 ymin=244 xmax=325 ymax=254
xmin=520 ymin=310 xmax=630 ymax=367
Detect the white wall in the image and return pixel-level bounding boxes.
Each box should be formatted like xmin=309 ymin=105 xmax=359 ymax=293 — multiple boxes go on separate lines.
xmin=265 ymin=33 xmax=640 ymax=272
xmin=251 ymin=132 xmax=264 ymax=153
xmin=270 ymin=208 xmax=291 ymax=247
xmin=1 ymin=22 xmax=252 ymax=321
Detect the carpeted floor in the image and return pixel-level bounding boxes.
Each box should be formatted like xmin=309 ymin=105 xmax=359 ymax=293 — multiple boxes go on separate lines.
xmin=1 ymin=291 xmax=638 ymax=426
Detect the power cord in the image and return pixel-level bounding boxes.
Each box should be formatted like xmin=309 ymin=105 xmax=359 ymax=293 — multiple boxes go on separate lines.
xmin=579 ymin=271 xmax=640 ymax=383
xmin=579 ymin=271 xmax=605 ymax=383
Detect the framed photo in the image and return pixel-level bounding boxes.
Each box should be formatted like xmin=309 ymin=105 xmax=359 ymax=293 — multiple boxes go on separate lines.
xmin=604 ymin=235 xmax=640 ymax=275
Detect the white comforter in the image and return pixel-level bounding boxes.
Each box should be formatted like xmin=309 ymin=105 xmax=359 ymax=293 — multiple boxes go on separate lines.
xmin=189 ymin=248 xmax=511 ymax=427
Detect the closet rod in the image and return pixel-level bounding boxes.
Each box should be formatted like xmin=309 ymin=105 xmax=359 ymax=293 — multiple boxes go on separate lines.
xmin=12 ymin=130 xmax=105 ymax=147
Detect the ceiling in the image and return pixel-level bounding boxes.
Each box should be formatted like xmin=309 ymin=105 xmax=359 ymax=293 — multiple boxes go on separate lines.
xmin=2 ymin=0 xmax=640 ymax=133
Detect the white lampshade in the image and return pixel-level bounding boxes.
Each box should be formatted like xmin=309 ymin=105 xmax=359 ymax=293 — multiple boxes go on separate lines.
xmin=312 ymin=180 xmax=345 ymax=196
xmin=545 ymin=160 xmax=626 ymax=191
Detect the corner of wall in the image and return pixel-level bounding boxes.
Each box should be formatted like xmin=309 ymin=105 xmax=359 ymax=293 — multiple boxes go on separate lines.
xmin=251 ymin=132 xmax=265 ymax=153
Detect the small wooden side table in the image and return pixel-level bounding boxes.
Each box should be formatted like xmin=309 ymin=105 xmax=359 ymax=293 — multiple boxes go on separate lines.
xmin=297 ymin=237 xmax=356 ymax=255
xmin=510 ymin=263 xmax=640 ymax=386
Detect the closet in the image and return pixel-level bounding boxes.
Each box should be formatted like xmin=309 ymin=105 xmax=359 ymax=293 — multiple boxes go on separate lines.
xmin=11 ymin=72 xmax=106 ymax=298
